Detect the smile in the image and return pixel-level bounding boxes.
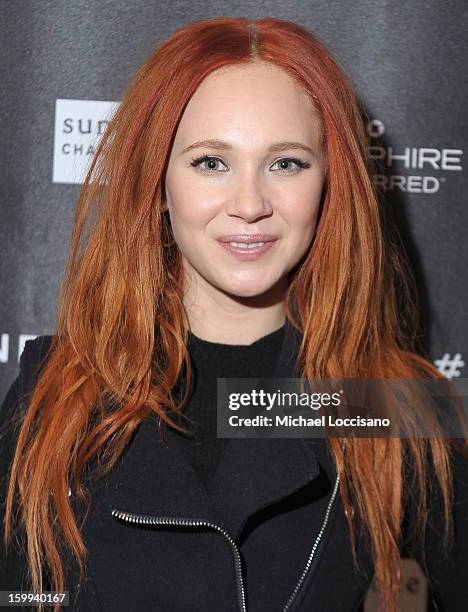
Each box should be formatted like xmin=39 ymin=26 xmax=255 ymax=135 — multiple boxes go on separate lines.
xmin=229 ymin=241 xmax=265 ymax=248
xmin=216 ymin=239 xmax=277 ymax=260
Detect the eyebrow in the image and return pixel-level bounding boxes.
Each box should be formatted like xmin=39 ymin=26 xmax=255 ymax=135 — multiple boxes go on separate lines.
xmin=181 ymin=139 xmax=316 ymax=156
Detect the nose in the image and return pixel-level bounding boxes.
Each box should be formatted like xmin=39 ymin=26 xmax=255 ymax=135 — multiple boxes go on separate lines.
xmin=225 ymin=173 xmax=273 ymax=222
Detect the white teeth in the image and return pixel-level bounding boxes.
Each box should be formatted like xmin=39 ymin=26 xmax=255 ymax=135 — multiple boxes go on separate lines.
xmin=229 ymin=242 xmax=265 ymax=248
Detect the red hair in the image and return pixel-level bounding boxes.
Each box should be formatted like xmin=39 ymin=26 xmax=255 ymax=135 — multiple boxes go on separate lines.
xmin=3 ymin=16 xmax=466 ymax=611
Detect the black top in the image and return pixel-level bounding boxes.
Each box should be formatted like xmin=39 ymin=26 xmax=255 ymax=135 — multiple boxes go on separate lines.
xmin=176 ymin=323 xmax=286 ymax=488
xmin=1 ymin=332 xmax=467 ymax=610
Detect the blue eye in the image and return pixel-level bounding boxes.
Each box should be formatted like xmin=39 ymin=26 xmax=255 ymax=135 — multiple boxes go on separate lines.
xmin=190 ymin=155 xmax=228 ymax=173
xmin=270 ymin=158 xmax=311 ymax=173
xmin=189 ymin=155 xmax=311 ymax=174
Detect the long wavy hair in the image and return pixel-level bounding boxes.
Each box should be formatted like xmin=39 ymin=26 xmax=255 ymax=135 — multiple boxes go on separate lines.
xmin=3 ymin=16 xmax=466 ymax=612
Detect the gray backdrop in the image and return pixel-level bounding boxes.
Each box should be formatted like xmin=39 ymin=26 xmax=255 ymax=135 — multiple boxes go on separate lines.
xmin=1 ymin=2 xmax=467 ymax=610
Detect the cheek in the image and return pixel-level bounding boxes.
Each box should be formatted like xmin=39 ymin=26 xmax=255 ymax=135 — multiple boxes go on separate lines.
xmin=283 ymin=194 xmax=321 ymax=230
xmin=168 ymin=199 xmax=218 ymax=256
xmin=168 ymin=186 xmax=212 ymax=228
xmin=280 ymin=196 xmax=321 ymax=257
xmin=167 ymin=167 xmax=221 ymax=223
xmin=295 ymin=206 xmax=319 ymax=228
xmin=280 ymin=174 xmax=324 ymax=222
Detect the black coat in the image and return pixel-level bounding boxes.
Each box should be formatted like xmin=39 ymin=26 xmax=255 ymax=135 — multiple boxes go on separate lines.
xmin=1 ymin=327 xmax=467 ymax=612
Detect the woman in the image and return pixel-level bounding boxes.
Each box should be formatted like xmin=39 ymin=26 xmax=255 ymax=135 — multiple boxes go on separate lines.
xmin=1 ymin=16 xmax=466 ymax=612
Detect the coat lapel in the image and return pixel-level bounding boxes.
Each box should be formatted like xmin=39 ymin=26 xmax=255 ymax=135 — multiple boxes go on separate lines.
xmin=103 ymin=317 xmax=325 ymax=541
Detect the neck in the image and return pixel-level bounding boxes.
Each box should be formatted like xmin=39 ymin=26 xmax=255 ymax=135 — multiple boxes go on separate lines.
xmin=183 ymin=275 xmax=288 ymax=345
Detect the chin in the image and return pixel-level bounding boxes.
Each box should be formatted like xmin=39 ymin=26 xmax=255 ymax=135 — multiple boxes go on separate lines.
xmin=221 ymin=277 xmax=279 ymax=299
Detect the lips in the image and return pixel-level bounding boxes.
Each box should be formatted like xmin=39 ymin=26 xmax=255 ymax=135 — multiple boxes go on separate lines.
xmin=217 ymin=239 xmax=277 ymax=259
xmin=217 ymin=234 xmax=278 ymax=243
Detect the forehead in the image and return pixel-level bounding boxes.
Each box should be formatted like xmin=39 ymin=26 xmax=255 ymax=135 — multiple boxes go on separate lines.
xmin=173 ymin=61 xmax=323 ymax=151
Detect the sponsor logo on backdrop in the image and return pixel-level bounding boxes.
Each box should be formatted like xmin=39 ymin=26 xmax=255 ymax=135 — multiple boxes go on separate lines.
xmin=53 ymin=99 xmax=119 ymax=184
xmin=53 ymin=104 xmax=463 ymax=191
xmin=367 ymin=119 xmax=463 ymax=194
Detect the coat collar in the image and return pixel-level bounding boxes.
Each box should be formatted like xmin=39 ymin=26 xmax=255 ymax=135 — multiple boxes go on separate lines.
xmin=103 ymin=317 xmax=326 ymax=541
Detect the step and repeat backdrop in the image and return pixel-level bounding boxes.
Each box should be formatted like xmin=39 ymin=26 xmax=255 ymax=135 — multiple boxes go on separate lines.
xmin=1 ymin=2 xmax=466 ymax=610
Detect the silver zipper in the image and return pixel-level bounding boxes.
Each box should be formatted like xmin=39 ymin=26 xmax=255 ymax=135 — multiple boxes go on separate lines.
xmin=111 ymin=473 xmax=340 ymax=612
xmin=111 ymin=511 xmax=247 ymax=612
xmin=282 ymin=473 xmax=341 ymax=611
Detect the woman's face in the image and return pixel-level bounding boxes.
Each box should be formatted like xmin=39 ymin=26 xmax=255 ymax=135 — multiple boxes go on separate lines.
xmin=164 ymin=61 xmax=326 ymax=310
